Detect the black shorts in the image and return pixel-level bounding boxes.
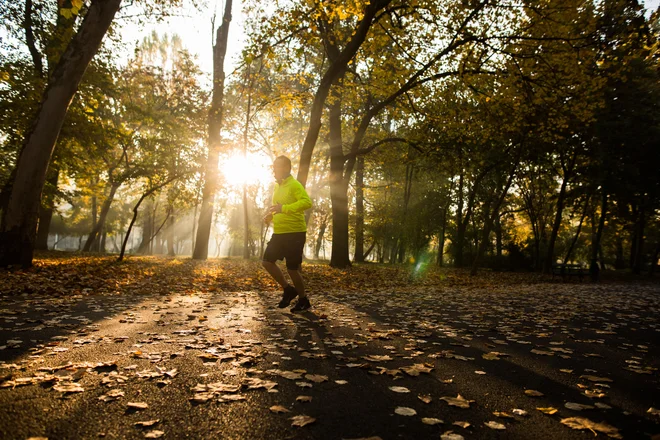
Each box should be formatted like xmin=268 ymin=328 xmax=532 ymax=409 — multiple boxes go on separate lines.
xmin=262 ymin=232 xmax=306 ymax=270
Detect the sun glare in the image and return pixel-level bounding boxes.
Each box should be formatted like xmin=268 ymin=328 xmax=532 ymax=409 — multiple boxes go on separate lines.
xmin=220 ymin=152 xmax=273 ymax=188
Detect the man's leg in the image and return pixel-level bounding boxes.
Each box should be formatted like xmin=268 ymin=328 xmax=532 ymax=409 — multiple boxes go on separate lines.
xmin=287 ymin=268 xmax=305 ymax=298
xmin=262 ymin=260 xmax=288 ymax=288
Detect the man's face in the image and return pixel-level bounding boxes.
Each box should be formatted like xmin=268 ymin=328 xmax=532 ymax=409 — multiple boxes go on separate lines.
xmin=272 ymin=159 xmax=290 ymax=181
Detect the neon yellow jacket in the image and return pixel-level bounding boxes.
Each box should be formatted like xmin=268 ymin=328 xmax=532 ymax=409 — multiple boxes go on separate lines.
xmin=272 ymin=175 xmax=312 ymax=234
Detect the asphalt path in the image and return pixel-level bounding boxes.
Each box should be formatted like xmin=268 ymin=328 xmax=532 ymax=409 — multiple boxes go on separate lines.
xmin=1 ymin=281 xmax=659 ymax=439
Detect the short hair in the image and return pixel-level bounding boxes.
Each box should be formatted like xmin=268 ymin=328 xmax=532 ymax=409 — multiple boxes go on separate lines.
xmin=274 ymin=155 xmax=291 ymax=171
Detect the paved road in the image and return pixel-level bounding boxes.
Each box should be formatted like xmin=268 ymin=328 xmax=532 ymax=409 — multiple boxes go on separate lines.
xmin=0 ymin=281 xmax=659 ymax=439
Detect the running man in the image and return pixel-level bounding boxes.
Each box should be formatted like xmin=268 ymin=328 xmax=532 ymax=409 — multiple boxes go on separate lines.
xmin=262 ymin=156 xmax=312 ymax=312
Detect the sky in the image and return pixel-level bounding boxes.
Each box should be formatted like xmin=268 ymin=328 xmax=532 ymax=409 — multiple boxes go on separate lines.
xmin=121 ymin=0 xmax=247 ymax=78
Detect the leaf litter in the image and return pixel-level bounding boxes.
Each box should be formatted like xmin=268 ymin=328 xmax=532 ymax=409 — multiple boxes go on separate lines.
xmin=0 ymin=257 xmax=657 ymax=439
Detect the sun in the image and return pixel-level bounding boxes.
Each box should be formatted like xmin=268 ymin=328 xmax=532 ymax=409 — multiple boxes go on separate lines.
xmin=220 ymin=151 xmax=273 ymax=187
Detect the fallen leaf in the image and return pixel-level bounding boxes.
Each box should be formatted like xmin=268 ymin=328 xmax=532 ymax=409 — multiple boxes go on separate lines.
xmin=648 ymin=407 xmax=660 ymax=416
xmin=440 ymin=431 xmax=465 ymax=440
xmin=493 ymin=411 xmax=514 ymax=418
xmin=270 ymin=405 xmax=290 ymax=413
xmin=440 ymin=395 xmax=472 ymax=409
xmin=296 ymin=395 xmax=313 ymax=403
xmin=135 ymin=420 xmax=160 ymax=427
xmin=512 ymin=409 xmax=528 ymax=417
xmin=422 ymin=417 xmax=443 ymax=425
xmin=560 ymin=417 xmax=622 ymax=439
xmin=305 ymin=374 xmax=328 ymax=383
xmin=127 ymin=402 xmax=149 ymax=410
xmin=484 ymin=421 xmax=506 ymax=430
xmin=524 ymin=389 xmax=544 ymax=397
xmin=394 ymin=407 xmax=417 ymax=416
xmin=53 ymin=383 xmax=84 ymax=393
xmin=418 ymin=394 xmax=432 ymax=404
xmin=583 ymin=390 xmax=606 ymax=399
xmin=290 ymin=415 xmax=316 ymax=427
xmin=144 ymin=430 xmax=165 ymax=438
xmin=531 ymin=349 xmax=554 ymax=356
xmin=279 ymin=371 xmax=303 ymax=380
xmin=389 ymin=386 xmax=410 ymax=393
xmin=580 ymin=375 xmax=613 ymax=383
xmin=537 ymin=407 xmax=558 ymax=415
xmin=565 ymin=402 xmax=595 ymax=411
xmin=335 ymin=380 xmax=348 ymax=385
xmin=453 ymin=421 xmax=470 ymax=428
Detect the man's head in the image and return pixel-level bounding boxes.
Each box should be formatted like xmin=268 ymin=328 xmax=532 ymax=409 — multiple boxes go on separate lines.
xmin=273 ymin=155 xmax=292 ymax=181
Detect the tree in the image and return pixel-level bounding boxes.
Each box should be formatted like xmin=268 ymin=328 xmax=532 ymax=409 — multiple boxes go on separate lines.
xmin=193 ymin=0 xmax=232 ymax=260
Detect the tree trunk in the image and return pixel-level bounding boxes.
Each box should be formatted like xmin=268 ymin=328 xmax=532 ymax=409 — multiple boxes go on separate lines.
xmin=100 ymin=226 xmax=106 ymax=253
xmin=454 ymin=170 xmax=465 ymax=267
xmin=328 ymin=93 xmax=351 ymax=268
xmin=470 ymin=161 xmax=517 ymax=275
xmin=590 ymin=190 xmax=608 ymax=281
xmin=495 ymin=213 xmax=503 ymax=259
xmin=167 ymin=208 xmax=175 ymax=256
xmin=564 ymin=193 xmax=590 ymax=264
xmin=397 ymin=160 xmax=415 ymax=264
xmin=315 ymin=217 xmax=327 ymax=260
xmin=35 ymin=165 xmax=60 ymax=250
xmin=296 ymin=0 xmax=393 ymax=187
xmin=353 ymin=156 xmax=365 ymax=263
xmin=193 ymin=0 xmax=232 ymax=260
xmin=83 ymin=182 xmax=119 ymax=252
xmin=119 ymin=178 xmax=178 ymax=261
xmin=632 ymin=200 xmax=646 ymax=275
xmin=544 ymin=152 xmax=575 ymax=273
xmin=437 ymin=205 xmax=448 ymax=266
xmin=137 ymin=199 xmax=154 ymax=255
xmin=0 ymin=0 xmax=122 ymax=267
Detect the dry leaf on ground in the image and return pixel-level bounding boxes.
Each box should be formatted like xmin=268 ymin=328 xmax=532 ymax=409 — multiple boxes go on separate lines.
xmin=484 ymin=421 xmax=506 ymax=430
xmin=394 ymin=407 xmax=417 ymax=416
xmin=565 ymin=402 xmax=595 ymax=411
xmin=389 ymin=386 xmax=410 ymax=393
xmin=440 ymin=395 xmax=473 ymax=409
xmin=290 ymin=415 xmax=316 ymax=427
xmin=525 ymin=389 xmax=544 ymax=397
xmin=440 ymin=431 xmax=465 ymax=440
xmin=560 ymin=417 xmax=622 ymax=439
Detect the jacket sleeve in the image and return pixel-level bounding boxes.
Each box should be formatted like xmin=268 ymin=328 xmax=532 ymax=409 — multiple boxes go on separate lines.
xmin=282 ymin=182 xmax=312 ymax=214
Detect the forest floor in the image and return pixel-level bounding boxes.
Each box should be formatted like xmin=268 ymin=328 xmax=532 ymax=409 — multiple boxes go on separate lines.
xmin=0 ymin=252 xmax=659 ymax=440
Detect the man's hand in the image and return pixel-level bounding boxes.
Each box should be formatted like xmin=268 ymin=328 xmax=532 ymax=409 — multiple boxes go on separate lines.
xmin=262 ymin=213 xmax=273 ymax=225
xmin=268 ymin=203 xmax=283 ymax=214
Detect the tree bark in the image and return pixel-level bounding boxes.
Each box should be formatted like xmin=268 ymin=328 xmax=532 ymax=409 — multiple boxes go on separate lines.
xmin=590 ymin=190 xmax=608 ymax=281
xmin=0 ymin=0 xmax=122 ymax=267
xmin=167 ymin=207 xmax=175 ymax=256
xmin=437 ymin=204 xmax=448 ymax=266
xmin=544 ymin=151 xmax=576 ymax=273
xmin=193 ymin=0 xmax=232 ymax=260
xmin=353 ymin=156 xmax=365 ymax=263
xmin=119 ymin=177 xmax=179 ymax=261
xmin=35 ymin=166 xmax=60 ymax=250
xmin=296 ymin=0 xmax=393 ymax=187
xmin=82 ymin=182 xmax=120 ymax=252
xmin=470 ymin=160 xmax=517 ymax=275
xmin=564 ymin=193 xmax=590 ymax=264
xmin=328 ymin=92 xmax=351 ymax=268
xmin=632 ymin=199 xmax=646 ymax=275
xmin=314 ymin=217 xmax=327 ymax=260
